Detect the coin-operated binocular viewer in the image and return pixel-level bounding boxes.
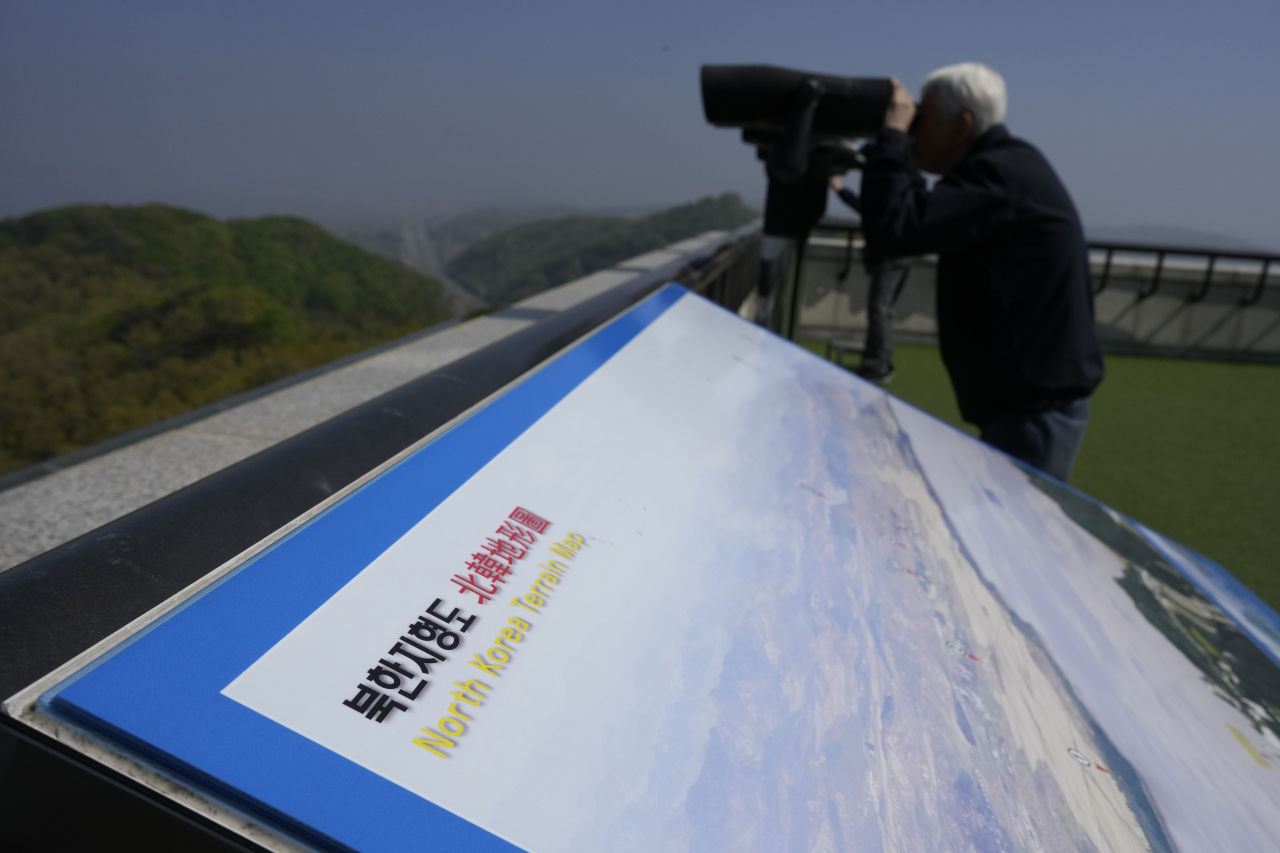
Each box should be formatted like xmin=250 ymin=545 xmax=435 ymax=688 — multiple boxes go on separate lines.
xmin=701 ymin=65 xmax=891 ymax=331
xmin=700 ymin=65 xmax=891 ymax=238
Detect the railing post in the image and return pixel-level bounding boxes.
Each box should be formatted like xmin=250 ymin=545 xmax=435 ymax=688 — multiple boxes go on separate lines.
xmin=785 ymin=234 xmax=808 ymax=340
xmin=1242 ymin=259 xmax=1271 ymax=307
xmin=1094 ymin=247 xmax=1113 ymax=295
xmin=836 ymin=227 xmax=855 ymax=283
xmin=1139 ymin=251 xmax=1164 ymax=299
xmin=1189 ymin=255 xmax=1216 ymax=303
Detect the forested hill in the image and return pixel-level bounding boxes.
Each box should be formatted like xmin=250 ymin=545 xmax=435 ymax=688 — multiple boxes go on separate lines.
xmin=0 ymin=204 xmax=451 ymax=475
xmin=446 ymin=193 xmax=758 ymax=305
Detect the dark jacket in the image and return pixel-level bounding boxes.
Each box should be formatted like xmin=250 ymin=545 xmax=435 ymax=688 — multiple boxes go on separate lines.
xmin=860 ymin=125 xmax=1103 ymax=424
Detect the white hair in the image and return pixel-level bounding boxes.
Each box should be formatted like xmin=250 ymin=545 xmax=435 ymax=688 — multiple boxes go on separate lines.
xmin=923 ymin=63 xmax=1007 ymax=136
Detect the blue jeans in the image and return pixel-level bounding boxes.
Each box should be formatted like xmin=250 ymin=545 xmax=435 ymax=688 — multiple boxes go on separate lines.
xmin=859 ymin=260 xmax=911 ymax=378
xmin=979 ymin=397 xmax=1092 ymax=482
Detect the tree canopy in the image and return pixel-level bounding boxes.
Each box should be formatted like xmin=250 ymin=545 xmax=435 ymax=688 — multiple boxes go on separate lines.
xmin=0 ymin=204 xmax=451 ymax=474
xmin=447 ymin=193 xmax=758 ymax=305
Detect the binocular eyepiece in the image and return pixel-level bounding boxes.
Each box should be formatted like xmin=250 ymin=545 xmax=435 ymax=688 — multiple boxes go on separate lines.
xmin=701 ymin=65 xmax=892 ymax=237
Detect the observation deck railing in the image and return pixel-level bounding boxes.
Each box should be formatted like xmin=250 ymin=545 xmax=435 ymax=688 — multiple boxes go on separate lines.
xmin=792 ymin=218 xmax=1280 ymax=364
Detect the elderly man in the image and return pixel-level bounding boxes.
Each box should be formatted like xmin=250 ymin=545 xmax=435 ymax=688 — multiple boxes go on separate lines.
xmin=859 ymin=63 xmax=1103 ymax=481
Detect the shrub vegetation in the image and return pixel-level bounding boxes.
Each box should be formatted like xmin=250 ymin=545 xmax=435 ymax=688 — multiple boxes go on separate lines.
xmin=447 ymin=193 xmax=758 ymax=305
xmin=0 ymin=204 xmax=450 ymax=474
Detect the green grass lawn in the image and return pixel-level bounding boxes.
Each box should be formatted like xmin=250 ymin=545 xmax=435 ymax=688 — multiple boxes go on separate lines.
xmin=807 ymin=341 xmax=1280 ymax=611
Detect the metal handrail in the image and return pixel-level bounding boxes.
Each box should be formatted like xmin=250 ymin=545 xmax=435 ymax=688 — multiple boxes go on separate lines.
xmin=811 ymin=222 xmax=1279 ymax=304
xmin=1084 ymin=240 xmax=1280 ymax=264
xmin=1088 ymin=240 xmax=1279 ymax=304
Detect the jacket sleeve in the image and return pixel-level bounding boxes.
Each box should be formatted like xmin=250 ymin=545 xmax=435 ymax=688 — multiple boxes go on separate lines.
xmin=859 ymin=129 xmax=1012 ymax=258
xmin=835 ymin=186 xmax=861 ymax=215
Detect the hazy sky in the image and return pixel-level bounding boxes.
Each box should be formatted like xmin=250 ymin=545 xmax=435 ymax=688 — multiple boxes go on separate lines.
xmin=4 ymin=1 xmax=1279 ymax=246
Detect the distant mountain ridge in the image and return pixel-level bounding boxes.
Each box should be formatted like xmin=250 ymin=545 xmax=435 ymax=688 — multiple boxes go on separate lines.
xmin=332 ymin=205 xmax=578 ymax=271
xmin=0 ymin=204 xmax=451 ymax=474
xmin=446 ymin=193 xmax=759 ymax=306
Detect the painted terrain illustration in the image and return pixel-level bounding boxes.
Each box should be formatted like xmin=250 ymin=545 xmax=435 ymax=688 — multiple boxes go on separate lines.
xmin=47 ymin=290 xmax=1280 ymax=853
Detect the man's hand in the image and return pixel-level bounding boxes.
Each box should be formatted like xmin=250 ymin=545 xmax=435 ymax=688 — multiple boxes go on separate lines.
xmin=884 ymin=77 xmax=916 ymax=133
xmin=830 ymin=175 xmax=844 ymax=191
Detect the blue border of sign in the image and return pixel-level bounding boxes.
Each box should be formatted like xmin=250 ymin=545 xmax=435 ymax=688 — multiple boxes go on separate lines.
xmin=41 ymin=284 xmax=690 ymax=853
xmin=1129 ymin=520 xmax=1280 ymax=668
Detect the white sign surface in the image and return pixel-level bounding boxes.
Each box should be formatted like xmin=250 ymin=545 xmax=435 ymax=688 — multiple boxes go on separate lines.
xmin=50 ymin=287 xmax=1280 ymax=853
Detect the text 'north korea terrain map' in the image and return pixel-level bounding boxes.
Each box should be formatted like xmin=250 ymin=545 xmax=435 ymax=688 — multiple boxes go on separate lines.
xmin=45 ymin=286 xmax=1280 ymax=853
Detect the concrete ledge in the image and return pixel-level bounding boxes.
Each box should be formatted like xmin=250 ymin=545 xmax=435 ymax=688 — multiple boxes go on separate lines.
xmin=0 ymin=234 xmax=743 ymax=572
